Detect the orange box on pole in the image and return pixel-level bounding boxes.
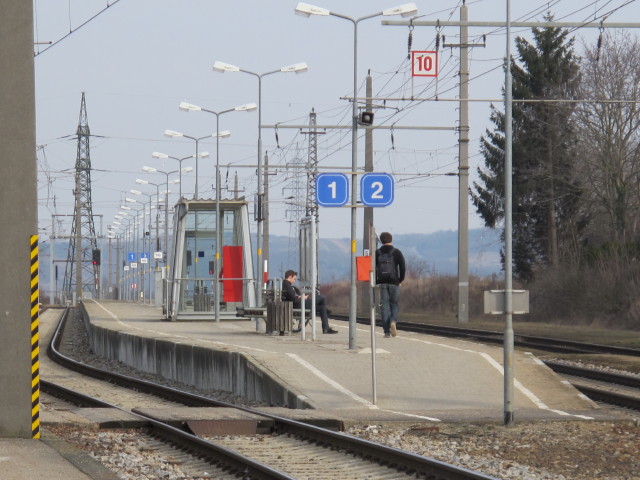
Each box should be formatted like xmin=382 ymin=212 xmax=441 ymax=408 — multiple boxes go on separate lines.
xmin=356 ymin=255 xmax=372 ymax=282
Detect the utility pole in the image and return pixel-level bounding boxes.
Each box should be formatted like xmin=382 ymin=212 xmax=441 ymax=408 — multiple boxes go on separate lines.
xmin=360 ymin=72 xmax=375 ymax=315
xmin=441 ymin=2 xmax=482 ymax=323
xmin=304 ymin=109 xmax=320 ymax=218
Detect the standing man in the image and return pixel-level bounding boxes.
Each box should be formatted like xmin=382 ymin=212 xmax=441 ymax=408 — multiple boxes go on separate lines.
xmin=282 ymin=270 xmax=338 ymax=334
xmin=376 ymin=232 xmax=406 ymax=338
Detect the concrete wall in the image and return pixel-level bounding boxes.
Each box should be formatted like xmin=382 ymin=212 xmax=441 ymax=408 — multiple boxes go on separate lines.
xmin=0 ymin=2 xmax=37 ymax=437
xmin=82 ymin=309 xmax=311 ymax=409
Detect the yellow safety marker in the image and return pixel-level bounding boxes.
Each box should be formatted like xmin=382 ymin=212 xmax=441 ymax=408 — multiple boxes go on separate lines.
xmin=30 ymin=235 xmax=40 ymax=439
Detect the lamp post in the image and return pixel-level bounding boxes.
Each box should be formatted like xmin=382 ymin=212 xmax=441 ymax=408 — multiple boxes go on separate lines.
xmin=295 ymin=2 xmax=417 ymax=349
xmin=131 ymin=188 xmax=159 ymax=301
xmin=124 ymin=197 xmax=147 ymax=303
xmin=212 ymin=61 xmax=308 ymax=308
xmin=163 ymin=131 xmax=213 ymax=199
xmin=152 ymin=151 xmax=208 ymax=199
xmin=129 ymin=192 xmax=156 ymax=304
xmin=137 ymin=170 xmax=183 ymax=270
xmin=179 ymin=101 xmax=257 ymax=322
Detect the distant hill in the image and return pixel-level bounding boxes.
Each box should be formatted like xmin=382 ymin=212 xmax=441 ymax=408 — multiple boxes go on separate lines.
xmin=267 ymin=228 xmax=502 ymax=283
xmin=37 ymin=229 xmax=502 ymax=294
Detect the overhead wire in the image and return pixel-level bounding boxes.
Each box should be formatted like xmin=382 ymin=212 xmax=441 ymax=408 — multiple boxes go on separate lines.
xmin=34 ymin=0 xmax=124 ymax=57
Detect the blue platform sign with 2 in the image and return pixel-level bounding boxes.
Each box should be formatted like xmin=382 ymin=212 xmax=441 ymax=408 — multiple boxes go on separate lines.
xmin=361 ymin=173 xmax=394 ymax=207
xmin=316 ymin=173 xmax=349 ymax=207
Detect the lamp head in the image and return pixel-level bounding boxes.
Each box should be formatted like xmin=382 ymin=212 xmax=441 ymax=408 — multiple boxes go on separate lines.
xmin=198 ymin=151 xmax=210 ymax=158
xmin=213 ymin=61 xmax=240 ymax=73
xmin=213 ymin=131 xmax=231 ymax=138
xmin=236 ymin=103 xmax=257 ymax=112
xmin=164 ymin=129 xmax=184 ymax=138
xmin=125 ymin=197 xmax=137 ymax=203
xmin=135 ymin=178 xmax=149 ymax=185
xmin=179 ymin=102 xmax=202 ymax=112
xmin=383 ymin=3 xmax=418 ymax=17
xmin=152 ymin=152 xmax=169 ymax=159
xmin=142 ymin=166 xmax=157 ymax=173
xmin=181 ymin=167 xmax=194 ymax=173
xmin=282 ymin=62 xmax=308 ymax=74
xmin=295 ymin=2 xmax=330 ymax=16
xmin=130 ymin=189 xmax=142 ymax=195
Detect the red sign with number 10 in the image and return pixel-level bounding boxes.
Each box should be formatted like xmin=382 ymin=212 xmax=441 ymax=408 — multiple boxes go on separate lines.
xmin=411 ymin=51 xmax=438 ymax=77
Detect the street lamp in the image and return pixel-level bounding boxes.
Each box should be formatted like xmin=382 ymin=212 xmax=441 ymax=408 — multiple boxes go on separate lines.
xmin=295 ymin=2 xmax=417 ymax=349
xmin=179 ymin=101 xmax=257 ymax=322
xmin=152 ymin=151 xmax=208 ymax=198
xmin=212 ymin=60 xmax=308 ymax=309
xmin=131 ymin=188 xmax=158 ymax=303
xmin=164 ymin=130 xmax=212 ymax=198
xmin=136 ymin=172 xmax=180 ymax=271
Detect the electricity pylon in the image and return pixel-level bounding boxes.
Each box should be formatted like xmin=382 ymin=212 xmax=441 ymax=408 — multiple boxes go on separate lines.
xmin=62 ymin=93 xmax=99 ymax=303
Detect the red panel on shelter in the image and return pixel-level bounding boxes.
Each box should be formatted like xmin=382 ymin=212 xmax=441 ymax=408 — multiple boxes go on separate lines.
xmin=223 ymin=246 xmax=243 ymax=302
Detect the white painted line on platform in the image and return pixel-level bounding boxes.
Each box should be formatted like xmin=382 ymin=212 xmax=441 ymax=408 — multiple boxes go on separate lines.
xmin=358 ymin=348 xmax=390 ymax=354
xmin=373 ymin=327 xmax=594 ymax=420
xmin=286 ymin=353 xmax=442 ymax=422
xmin=286 ymin=353 xmax=379 ymax=410
xmin=91 ymin=300 xmax=272 ymax=354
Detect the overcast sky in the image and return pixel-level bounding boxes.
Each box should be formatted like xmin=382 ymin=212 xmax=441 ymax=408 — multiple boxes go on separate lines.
xmin=34 ymin=0 xmax=639 ymax=242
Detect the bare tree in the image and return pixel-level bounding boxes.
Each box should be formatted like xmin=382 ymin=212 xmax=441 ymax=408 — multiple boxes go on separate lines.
xmin=577 ymin=31 xmax=640 ymax=244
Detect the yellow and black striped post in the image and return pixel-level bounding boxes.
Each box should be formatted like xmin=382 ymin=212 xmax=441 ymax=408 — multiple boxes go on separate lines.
xmin=30 ymin=235 xmax=40 ymax=439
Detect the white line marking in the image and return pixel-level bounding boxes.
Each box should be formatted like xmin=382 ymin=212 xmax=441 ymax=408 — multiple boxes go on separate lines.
xmin=286 ymin=353 xmax=379 ymax=410
xmin=366 ymin=326 xmax=594 ymax=420
xmin=91 ymin=300 xmax=272 ymax=354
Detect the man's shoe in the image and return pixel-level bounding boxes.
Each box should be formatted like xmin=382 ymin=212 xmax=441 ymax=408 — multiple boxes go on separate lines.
xmin=390 ymin=322 xmax=397 ymax=337
xmin=384 ymin=332 xmax=391 ymax=338
xmin=323 ymin=328 xmax=338 ymax=334
xmin=292 ymin=327 xmax=301 ymax=333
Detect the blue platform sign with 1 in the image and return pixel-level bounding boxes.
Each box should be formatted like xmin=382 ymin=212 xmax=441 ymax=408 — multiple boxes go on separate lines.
xmin=360 ymin=173 xmax=394 ymax=207
xmin=127 ymin=252 xmax=137 ymax=262
xmin=316 ymin=173 xmax=349 ymax=207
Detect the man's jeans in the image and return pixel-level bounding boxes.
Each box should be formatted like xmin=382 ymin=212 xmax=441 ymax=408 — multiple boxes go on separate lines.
xmin=379 ymin=284 xmax=400 ymax=334
xmin=304 ymin=294 xmax=330 ymax=331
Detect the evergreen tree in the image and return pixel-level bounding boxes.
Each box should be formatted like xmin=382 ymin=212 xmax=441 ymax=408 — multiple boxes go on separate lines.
xmin=471 ymin=18 xmax=583 ymax=280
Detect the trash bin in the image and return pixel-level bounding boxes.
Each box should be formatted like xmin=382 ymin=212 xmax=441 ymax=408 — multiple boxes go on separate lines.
xmin=266 ymin=300 xmax=293 ymax=335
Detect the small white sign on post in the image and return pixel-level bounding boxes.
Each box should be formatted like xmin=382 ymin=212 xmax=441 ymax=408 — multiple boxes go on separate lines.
xmin=484 ymin=290 xmax=530 ymax=315
xmin=131 ymin=262 xmax=138 ymax=269
xmin=140 ymin=257 xmax=148 ymax=264
xmin=411 ymin=51 xmax=438 ymax=77
xmin=154 ymin=251 xmax=163 ymax=260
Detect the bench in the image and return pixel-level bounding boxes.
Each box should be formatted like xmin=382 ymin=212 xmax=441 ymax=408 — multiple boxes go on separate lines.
xmin=237 ymin=278 xmax=314 ymax=335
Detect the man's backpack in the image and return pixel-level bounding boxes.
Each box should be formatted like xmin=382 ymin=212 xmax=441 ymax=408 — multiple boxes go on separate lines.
xmin=376 ymin=248 xmax=398 ymax=283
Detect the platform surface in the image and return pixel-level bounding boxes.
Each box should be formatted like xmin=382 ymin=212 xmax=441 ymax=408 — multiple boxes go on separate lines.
xmin=81 ymin=300 xmax=606 ymax=423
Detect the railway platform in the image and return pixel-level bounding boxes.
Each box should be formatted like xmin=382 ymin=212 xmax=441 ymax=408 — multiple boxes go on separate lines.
xmin=78 ymin=299 xmax=610 ymax=423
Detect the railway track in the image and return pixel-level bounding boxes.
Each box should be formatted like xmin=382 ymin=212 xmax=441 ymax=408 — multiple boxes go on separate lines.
xmin=43 ymin=307 xmax=498 ymax=480
xmin=332 ymin=314 xmax=640 ymax=356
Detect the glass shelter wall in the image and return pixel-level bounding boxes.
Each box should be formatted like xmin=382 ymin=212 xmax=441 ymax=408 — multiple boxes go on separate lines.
xmin=168 ymin=199 xmax=255 ymax=320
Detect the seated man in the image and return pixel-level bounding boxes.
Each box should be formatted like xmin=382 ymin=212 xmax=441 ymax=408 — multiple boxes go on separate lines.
xmin=282 ymin=270 xmax=337 ymax=334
